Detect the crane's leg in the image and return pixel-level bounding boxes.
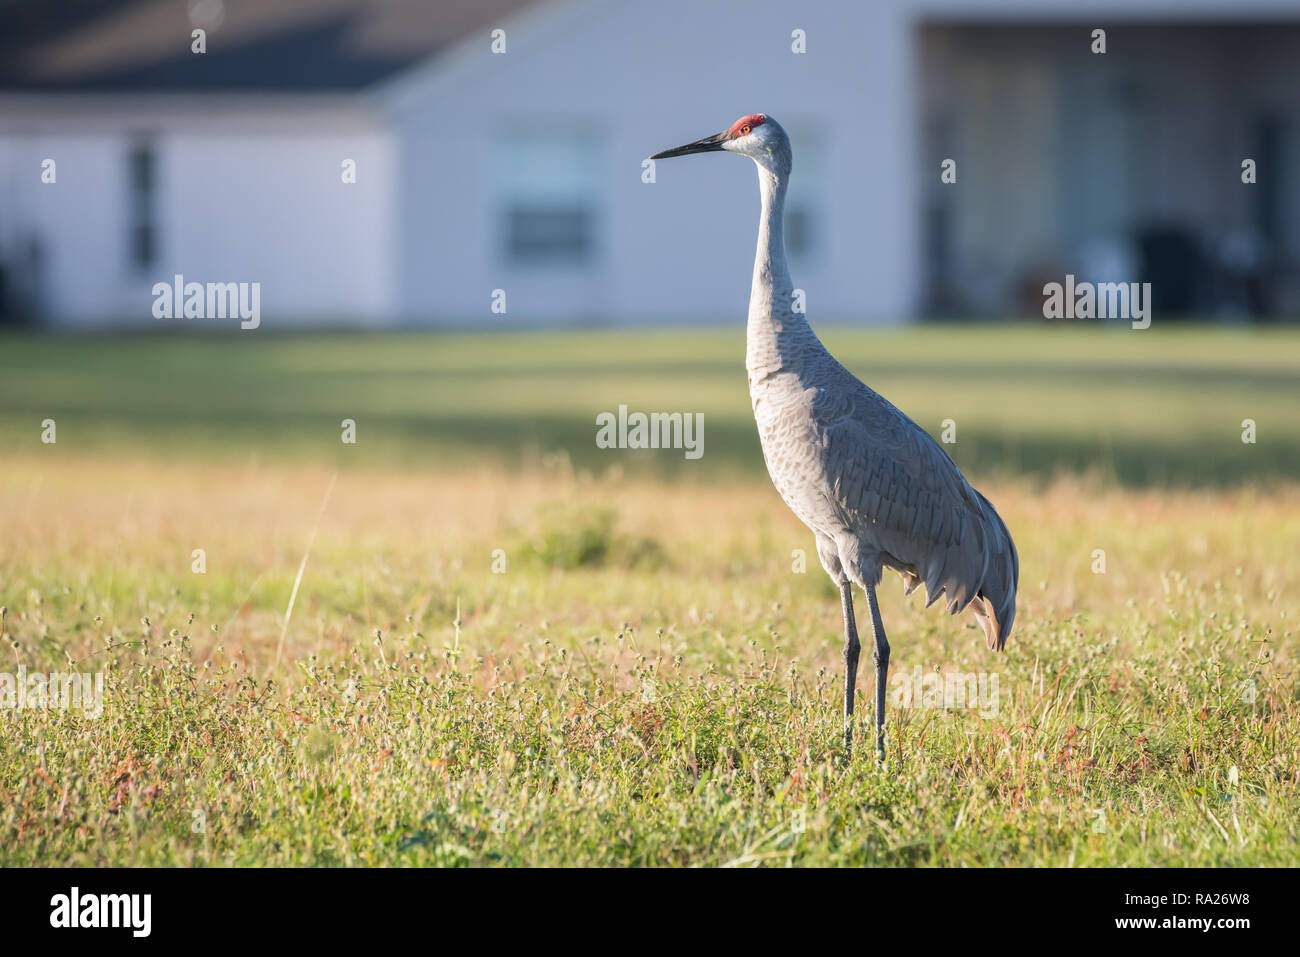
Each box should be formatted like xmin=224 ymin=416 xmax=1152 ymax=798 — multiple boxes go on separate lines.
xmin=865 ymin=583 xmax=891 ymax=759
xmin=839 ymin=582 xmax=861 ymax=753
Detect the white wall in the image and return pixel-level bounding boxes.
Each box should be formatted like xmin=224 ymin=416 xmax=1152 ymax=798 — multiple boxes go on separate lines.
xmin=0 ymin=96 xmax=393 ymax=327
xmin=159 ymin=130 xmax=393 ymax=325
xmin=0 ymin=132 xmax=136 ymax=322
xmin=384 ymin=0 xmax=919 ymax=325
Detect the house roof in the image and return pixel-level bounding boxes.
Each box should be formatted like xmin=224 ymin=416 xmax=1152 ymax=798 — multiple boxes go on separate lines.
xmin=0 ymin=0 xmax=537 ymax=92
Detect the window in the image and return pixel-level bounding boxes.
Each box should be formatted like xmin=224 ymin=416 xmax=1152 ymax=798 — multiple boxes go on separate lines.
xmin=784 ymin=129 xmax=822 ymax=261
xmin=127 ymin=141 xmax=157 ymax=271
xmin=498 ymin=129 xmax=596 ymax=265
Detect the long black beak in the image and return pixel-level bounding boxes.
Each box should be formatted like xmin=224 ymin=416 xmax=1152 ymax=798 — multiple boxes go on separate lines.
xmin=650 ymin=130 xmax=728 ymax=160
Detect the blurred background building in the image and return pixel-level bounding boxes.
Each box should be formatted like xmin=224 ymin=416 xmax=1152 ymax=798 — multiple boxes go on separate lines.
xmin=1 ymin=0 xmax=1298 ymax=328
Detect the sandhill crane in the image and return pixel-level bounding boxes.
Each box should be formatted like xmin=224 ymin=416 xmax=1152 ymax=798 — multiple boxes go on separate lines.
xmin=651 ymin=114 xmax=1019 ymax=758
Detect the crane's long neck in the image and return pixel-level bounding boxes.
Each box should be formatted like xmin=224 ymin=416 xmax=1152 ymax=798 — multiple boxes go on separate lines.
xmin=746 ymin=161 xmax=817 ymax=382
xmin=748 ymin=163 xmax=793 ymax=322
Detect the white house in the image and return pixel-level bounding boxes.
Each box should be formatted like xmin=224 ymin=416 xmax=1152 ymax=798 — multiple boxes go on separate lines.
xmin=0 ymin=93 xmax=393 ymax=324
xmin=1 ymin=0 xmax=1298 ymax=328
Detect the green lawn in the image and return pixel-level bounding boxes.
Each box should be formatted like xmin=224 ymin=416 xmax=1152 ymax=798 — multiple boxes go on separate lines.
xmin=2 ymin=324 xmax=1297 ymax=484
xmin=1 ymin=325 xmax=1298 ymax=866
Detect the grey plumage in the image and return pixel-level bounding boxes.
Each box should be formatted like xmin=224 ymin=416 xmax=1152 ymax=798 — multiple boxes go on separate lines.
xmin=652 ymin=113 xmax=1019 ymax=756
xmin=748 ymin=316 xmax=1019 ymax=651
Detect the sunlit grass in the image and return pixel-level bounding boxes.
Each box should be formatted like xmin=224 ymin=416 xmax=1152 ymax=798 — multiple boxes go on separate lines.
xmin=1 ymin=325 xmax=1296 ymax=865
xmin=1 ymin=458 xmax=1296 ymax=866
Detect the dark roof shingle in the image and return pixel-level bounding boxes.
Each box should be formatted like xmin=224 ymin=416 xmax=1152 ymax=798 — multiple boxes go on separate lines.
xmin=0 ymin=0 xmax=537 ymax=92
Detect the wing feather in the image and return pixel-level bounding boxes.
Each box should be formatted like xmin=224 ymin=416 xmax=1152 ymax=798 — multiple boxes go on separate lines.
xmin=809 ymin=369 xmax=1018 ymax=648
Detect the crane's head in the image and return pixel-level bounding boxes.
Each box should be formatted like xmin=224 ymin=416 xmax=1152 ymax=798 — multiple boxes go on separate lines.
xmin=650 ymin=113 xmax=790 ymax=174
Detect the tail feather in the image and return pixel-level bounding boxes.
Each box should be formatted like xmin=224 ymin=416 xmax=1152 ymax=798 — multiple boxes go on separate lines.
xmin=892 ymin=491 xmax=1019 ymax=652
xmin=971 ymin=594 xmax=1004 ymax=651
xmin=972 ymin=491 xmax=1019 ymax=651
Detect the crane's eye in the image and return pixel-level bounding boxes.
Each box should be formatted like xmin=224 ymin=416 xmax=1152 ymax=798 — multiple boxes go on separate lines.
xmin=740 ymin=124 xmax=752 ymax=135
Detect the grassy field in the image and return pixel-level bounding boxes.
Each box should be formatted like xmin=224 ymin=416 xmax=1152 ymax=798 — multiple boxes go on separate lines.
xmin=1 ymin=325 xmax=1298 ymax=866
xmin=2 ymin=324 xmax=1298 ymax=483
